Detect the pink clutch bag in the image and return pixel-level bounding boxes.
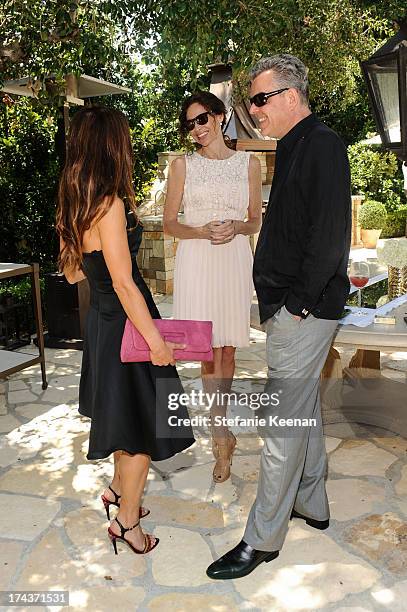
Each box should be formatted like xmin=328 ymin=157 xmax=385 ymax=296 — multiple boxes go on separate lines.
xmin=120 ymin=318 xmax=213 ymax=362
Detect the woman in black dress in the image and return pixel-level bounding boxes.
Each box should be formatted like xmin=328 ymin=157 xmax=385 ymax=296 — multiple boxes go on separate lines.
xmin=56 ymin=106 xmax=194 ymax=556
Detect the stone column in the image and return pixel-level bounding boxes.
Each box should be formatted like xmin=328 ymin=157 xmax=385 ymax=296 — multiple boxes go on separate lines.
xmin=137 ymin=215 xmax=180 ymax=294
xmin=138 ymin=151 xmax=183 ymax=218
xmin=351 ymin=195 xmax=364 ymax=247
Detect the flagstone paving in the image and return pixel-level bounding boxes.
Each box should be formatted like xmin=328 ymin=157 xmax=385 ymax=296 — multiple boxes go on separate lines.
xmin=0 ymin=294 xmax=406 ymax=611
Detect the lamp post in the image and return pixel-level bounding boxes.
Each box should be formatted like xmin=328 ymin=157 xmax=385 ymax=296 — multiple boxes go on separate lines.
xmin=361 ymin=19 xmax=407 ymax=162
xmin=361 ymin=19 xmax=407 ymax=237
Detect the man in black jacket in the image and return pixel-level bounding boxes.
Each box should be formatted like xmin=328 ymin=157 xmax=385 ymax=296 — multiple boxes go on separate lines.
xmin=207 ymin=54 xmax=351 ymax=580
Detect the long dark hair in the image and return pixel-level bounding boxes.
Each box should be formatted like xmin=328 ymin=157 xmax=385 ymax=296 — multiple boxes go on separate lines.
xmin=56 ymin=106 xmax=137 ymax=272
xmin=179 ymin=91 xmax=234 ymax=149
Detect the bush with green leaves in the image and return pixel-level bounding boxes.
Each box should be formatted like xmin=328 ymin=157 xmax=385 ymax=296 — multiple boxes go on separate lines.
xmin=0 ymin=101 xmax=60 ymax=271
xmin=381 ymin=206 xmax=407 ymax=238
xmin=347 ymin=279 xmax=388 ymax=308
xmin=358 ymin=199 xmax=387 ymax=230
xmin=348 ymin=141 xmax=404 ymax=213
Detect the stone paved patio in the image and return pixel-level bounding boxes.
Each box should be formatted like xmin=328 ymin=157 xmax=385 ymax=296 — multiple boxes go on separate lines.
xmin=0 ymin=294 xmax=407 ymax=611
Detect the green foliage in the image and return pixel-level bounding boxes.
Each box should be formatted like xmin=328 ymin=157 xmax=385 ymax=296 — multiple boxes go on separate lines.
xmin=1 ymin=1 xmax=403 ymax=138
xmin=0 ymin=0 xmax=140 ymax=87
xmin=358 ymin=200 xmax=387 ymax=230
xmin=132 ymin=0 xmax=399 ymax=144
xmin=316 ymin=79 xmax=375 ymax=145
xmin=347 ymin=279 xmax=388 ymax=308
xmin=381 ymin=207 xmax=407 ymax=238
xmin=348 ymin=142 xmax=405 ymax=212
xmin=0 ymin=277 xmax=46 ymax=334
xmin=0 ymin=101 xmax=60 ymax=270
xmin=0 ymin=277 xmax=44 ymax=301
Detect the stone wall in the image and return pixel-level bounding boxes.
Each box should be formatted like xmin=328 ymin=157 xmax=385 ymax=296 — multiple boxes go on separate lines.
xmin=136 ymin=215 xmax=178 ymax=294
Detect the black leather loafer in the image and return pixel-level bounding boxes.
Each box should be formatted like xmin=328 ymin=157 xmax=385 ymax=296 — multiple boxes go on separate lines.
xmin=206 ymin=540 xmax=279 ymax=580
xmin=290 ymin=509 xmax=329 ymax=530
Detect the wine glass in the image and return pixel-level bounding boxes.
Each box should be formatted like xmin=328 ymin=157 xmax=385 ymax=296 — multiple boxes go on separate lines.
xmin=349 ymin=260 xmax=370 ymax=307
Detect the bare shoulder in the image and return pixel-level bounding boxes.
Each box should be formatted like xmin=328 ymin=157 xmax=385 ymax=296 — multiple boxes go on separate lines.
xmin=103 ymin=195 xmax=125 ymax=214
xmin=249 ymin=152 xmax=260 ymax=166
xmin=170 ymin=155 xmax=186 ymax=175
xmin=97 ymin=196 xmax=127 ymax=229
xmin=248 ymin=153 xmax=261 ymax=171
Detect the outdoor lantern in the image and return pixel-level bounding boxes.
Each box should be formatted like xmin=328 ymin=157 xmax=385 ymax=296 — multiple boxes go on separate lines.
xmin=361 ymin=20 xmax=407 ymax=161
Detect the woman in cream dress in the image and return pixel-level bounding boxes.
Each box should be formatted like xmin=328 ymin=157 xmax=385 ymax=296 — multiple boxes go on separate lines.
xmin=164 ymin=91 xmax=262 ymax=482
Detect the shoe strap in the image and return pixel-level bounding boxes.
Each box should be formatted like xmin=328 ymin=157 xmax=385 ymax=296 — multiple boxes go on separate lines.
xmin=143 ymin=534 xmax=149 ymax=553
xmin=108 ymin=486 xmax=121 ymax=504
xmin=143 ymin=533 xmax=156 ymax=553
xmin=114 ymin=516 xmax=140 ymax=538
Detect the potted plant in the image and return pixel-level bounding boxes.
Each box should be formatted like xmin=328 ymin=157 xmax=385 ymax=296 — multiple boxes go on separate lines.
xmin=358 ymin=200 xmax=387 ymax=248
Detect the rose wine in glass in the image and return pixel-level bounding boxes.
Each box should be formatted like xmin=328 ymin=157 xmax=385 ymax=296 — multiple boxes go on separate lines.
xmin=349 ymin=260 xmax=370 ymax=307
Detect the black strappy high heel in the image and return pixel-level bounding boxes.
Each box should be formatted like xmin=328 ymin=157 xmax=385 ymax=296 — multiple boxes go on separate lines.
xmin=108 ymin=516 xmax=159 ymax=555
xmin=101 ymin=486 xmax=150 ymax=521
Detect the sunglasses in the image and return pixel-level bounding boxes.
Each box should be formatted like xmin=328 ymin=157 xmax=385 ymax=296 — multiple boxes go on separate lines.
xmin=184 ymin=111 xmax=214 ymax=132
xmin=249 ymin=88 xmax=289 ymax=107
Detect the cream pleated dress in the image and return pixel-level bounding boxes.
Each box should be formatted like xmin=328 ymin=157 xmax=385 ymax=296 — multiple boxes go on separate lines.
xmin=173 ymin=150 xmax=254 ymax=348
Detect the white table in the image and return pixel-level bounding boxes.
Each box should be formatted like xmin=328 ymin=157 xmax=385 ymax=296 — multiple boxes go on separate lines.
xmin=335 ymin=303 xmax=407 ymax=351
xmin=0 ymin=263 xmax=47 ymax=389
xmin=324 ymin=304 xmax=406 ymax=437
xmin=250 ymin=299 xmax=407 ymax=435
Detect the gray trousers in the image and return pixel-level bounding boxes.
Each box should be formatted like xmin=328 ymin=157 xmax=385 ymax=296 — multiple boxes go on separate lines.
xmin=243 ymin=305 xmax=338 ymax=551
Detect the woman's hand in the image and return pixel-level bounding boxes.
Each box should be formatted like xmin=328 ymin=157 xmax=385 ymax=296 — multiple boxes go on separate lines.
xmin=150 ymin=340 xmax=186 ymax=366
xmin=199 ymin=221 xmax=220 ymax=240
xmin=210 ymin=220 xmax=236 ymax=245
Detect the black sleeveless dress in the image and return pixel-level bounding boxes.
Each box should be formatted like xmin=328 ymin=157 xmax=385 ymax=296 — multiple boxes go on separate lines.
xmin=78 ymin=211 xmax=195 ymax=461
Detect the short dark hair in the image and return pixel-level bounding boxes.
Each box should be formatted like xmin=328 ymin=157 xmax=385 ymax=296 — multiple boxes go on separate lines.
xmin=179 ymin=91 xmax=233 ymax=149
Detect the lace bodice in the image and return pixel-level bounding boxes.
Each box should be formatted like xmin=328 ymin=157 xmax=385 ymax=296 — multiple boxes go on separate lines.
xmin=181 ymin=151 xmax=251 ymax=226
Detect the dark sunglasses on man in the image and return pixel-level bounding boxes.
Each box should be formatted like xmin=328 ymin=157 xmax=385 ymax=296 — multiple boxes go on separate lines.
xmin=185 ymin=111 xmax=215 ymax=132
xmin=249 ymin=88 xmax=289 ymax=108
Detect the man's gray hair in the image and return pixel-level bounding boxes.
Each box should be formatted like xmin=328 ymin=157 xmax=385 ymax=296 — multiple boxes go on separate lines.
xmin=250 ymin=54 xmax=309 ymax=105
